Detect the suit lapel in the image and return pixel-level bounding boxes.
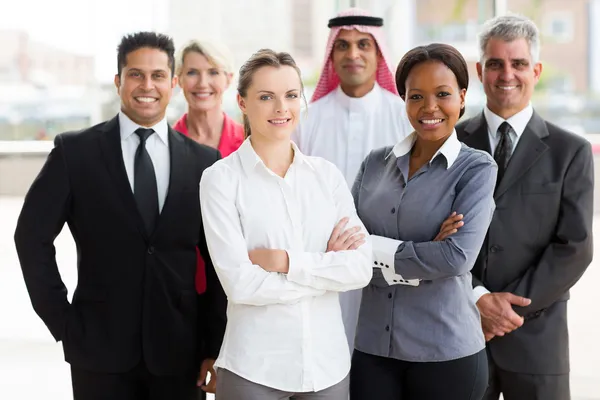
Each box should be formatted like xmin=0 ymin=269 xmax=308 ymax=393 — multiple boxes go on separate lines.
xmin=461 ymin=112 xmax=492 ymax=155
xmin=494 ymin=111 xmax=549 ymax=198
xmin=98 ymin=116 xmax=148 ymax=237
xmin=152 ymin=127 xmax=188 ymax=237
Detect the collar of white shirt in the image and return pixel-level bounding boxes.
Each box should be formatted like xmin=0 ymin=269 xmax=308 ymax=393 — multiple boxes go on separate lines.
xmin=237 ymin=137 xmax=315 ymax=175
xmin=333 ymin=81 xmax=382 ymax=112
xmin=484 ymin=104 xmax=533 ymax=139
xmin=387 ymin=130 xmax=461 ymax=169
xmin=118 ymin=111 xmax=169 ymax=146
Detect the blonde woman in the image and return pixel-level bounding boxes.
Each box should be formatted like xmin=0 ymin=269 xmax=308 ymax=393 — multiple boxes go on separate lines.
xmin=174 ymin=39 xmax=244 ymax=157
xmin=174 ymin=40 xmax=244 ymax=297
xmin=200 ymin=49 xmax=372 ymax=399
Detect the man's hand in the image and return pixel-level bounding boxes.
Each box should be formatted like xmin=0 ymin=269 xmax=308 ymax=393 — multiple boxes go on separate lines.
xmin=477 ymin=292 xmax=531 ymax=340
xmin=327 ymin=217 xmax=365 ymax=252
xmin=197 ymin=358 xmax=217 ymax=393
xmin=248 ymin=249 xmax=289 ymax=273
xmin=433 ymin=212 xmax=464 ymax=241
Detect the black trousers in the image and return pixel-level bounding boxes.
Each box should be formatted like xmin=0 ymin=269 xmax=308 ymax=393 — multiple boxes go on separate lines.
xmin=483 ymin=352 xmax=570 ymax=400
xmin=71 ymin=361 xmax=201 ymax=400
xmin=350 ymin=349 xmax=488 ymax=400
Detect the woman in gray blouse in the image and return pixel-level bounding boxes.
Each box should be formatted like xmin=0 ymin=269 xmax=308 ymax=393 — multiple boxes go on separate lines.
xmin=349 ymin=43 xmax=497 ymax=400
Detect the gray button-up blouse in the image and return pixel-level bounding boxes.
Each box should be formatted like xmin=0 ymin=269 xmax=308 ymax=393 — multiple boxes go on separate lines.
xmin=351 ymin=131 xmax=497 ymax=362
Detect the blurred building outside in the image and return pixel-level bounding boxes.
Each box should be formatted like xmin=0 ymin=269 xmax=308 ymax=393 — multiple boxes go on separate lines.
xmin=0 ymin=0 xmax=599 ymax=141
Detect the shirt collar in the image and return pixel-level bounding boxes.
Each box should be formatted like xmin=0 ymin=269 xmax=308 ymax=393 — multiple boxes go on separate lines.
xmin=386 ymin=130 xmax=461 ymax=169
xmin=333 ymin=81 xmax=382 ymax=112
xmin=119 ymin=111 xmax=169 ymax=146
xmin=237 ymin=137 xmax=314 ymax=175
xmin=484 ymin=104 xmax=533 ymax=138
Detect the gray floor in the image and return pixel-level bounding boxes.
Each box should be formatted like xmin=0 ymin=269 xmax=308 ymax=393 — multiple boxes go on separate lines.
xmin=1 ymin=195 xmax=599 ymax=399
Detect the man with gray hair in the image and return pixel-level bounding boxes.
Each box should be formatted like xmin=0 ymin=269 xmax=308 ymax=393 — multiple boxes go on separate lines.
xmin=456 ymin=14 xmax=593 ymax=400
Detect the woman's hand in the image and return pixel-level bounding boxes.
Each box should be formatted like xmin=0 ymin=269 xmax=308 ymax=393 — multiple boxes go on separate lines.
xmin=327 ymin=217 xmax=366 ymax=252
xmin=248 ymin=249 xmax=289 ymax=273
xmin=433 ymin=212 xmax=464 ymax=241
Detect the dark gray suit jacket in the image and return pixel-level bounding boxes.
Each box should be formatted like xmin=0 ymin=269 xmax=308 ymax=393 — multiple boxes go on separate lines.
xmin=456 ymin=110 xmax=594 ymax=375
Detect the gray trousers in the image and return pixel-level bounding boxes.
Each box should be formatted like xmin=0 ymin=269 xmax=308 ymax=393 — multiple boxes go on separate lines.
xmin=215 ymin=369 xmax=349 ymax=400
xmin=484 ymin=355 xmax=570 ymax=400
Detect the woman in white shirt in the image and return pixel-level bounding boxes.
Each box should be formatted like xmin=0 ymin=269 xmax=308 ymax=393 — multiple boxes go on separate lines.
xmin=199 ymin=49 xmax=373 ymax=400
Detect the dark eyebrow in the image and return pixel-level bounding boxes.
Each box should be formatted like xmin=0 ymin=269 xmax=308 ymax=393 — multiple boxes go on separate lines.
xmin=127 ymin=68 xmax=168 ymax=74
xmin=407 ymin=85 xmax=452 ymax=92
xmin=335 ymin=37 xmax=373 ymax=44
xmin=486 ymin=58 xmax=529 ymax=64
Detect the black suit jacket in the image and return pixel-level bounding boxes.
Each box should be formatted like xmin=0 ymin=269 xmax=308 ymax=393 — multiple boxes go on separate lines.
xmin=14 ymin=116 xmax=227 ymax=376
xmin=456 ymin=110 xmax=594 ymax=374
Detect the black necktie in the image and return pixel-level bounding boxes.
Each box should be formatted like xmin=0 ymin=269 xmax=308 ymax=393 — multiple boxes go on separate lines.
xmin=134 ymin=128 xmax=159 ymax=234
xmin=494 ymin=122 xmax=513 ymax=184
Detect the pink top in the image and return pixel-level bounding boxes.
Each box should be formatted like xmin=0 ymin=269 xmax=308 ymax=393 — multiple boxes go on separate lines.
xmin=173 ymin=112 xmax=244 ymax=294
xmin=173 ymin=112 xmax=244 ymax=157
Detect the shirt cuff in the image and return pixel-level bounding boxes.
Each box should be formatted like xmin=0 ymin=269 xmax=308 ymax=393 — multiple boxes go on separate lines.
xmin=371 ymin=235 xmax=401 ymax=270
xmin=473 ymin=286 xmax=491 ymax=303
xmin=371 ymin=235 xmax=419 ymax=287
xmin=285 ymin=250 xmax=310 ymax=286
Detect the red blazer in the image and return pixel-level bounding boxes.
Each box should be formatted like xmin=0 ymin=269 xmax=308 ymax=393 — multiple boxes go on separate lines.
xmin=173 ymin=112 xmax=244 ymax=293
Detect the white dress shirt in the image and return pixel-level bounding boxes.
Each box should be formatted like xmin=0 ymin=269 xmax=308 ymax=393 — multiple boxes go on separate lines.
xmin=473 ymin=105 xmax=534 ymax=302
xmin=484 ymin=104 xmax=533 ymax=156
xmin=293 ymin=82 xmax=413 ymax=186
xmin=118 ymin=112 xmax=170 ymax=211
xmin=199 ymin=138 xmax=372 ymax=392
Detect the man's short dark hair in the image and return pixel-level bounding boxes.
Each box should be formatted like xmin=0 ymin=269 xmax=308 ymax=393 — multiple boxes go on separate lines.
xmin=116 ymin=32 xmax=176 ymax=77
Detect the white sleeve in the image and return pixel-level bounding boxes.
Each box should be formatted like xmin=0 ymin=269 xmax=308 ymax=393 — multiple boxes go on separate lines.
xmin=473 ymin=286 xmax=491 ymax=303
xmin=286 ymin=165 xmax=373 ymax=291
xmin=200 ymin=164 xmax=326 ymax=306
xmin=371 ymin=235 xmax=420 ymax=287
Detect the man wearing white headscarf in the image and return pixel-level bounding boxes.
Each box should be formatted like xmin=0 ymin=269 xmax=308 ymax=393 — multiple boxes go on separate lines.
xmin=293 ymin=8 xmax=413 ymax=351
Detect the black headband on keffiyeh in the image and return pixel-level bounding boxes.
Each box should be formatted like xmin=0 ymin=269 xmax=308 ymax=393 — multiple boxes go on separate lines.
xmin=327 ymin=15 xmax=384 ymax=28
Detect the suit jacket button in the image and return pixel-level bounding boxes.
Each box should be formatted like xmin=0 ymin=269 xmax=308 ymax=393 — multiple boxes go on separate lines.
xmin=147 ymin=246 xmax=155 ymax=255
xmin=490 ymin=245 xmax=501 ymax=253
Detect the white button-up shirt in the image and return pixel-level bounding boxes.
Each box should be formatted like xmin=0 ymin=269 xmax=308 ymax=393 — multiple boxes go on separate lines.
xmin=118 ymin=111 xmax=170 ymax=211
xmin=199 ymin=138 xmax=372 ymax=392
xmin=484 ymin=104 xmax=533 ymax=156
xmin=293 ymin=82 xmax=413 ymax=186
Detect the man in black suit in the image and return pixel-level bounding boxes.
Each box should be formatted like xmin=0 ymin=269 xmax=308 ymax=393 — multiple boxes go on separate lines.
xmin=456 ymin=15 xmax=594 ymax=400
xmin=14 ymin=32 xmax=226 ymax=400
